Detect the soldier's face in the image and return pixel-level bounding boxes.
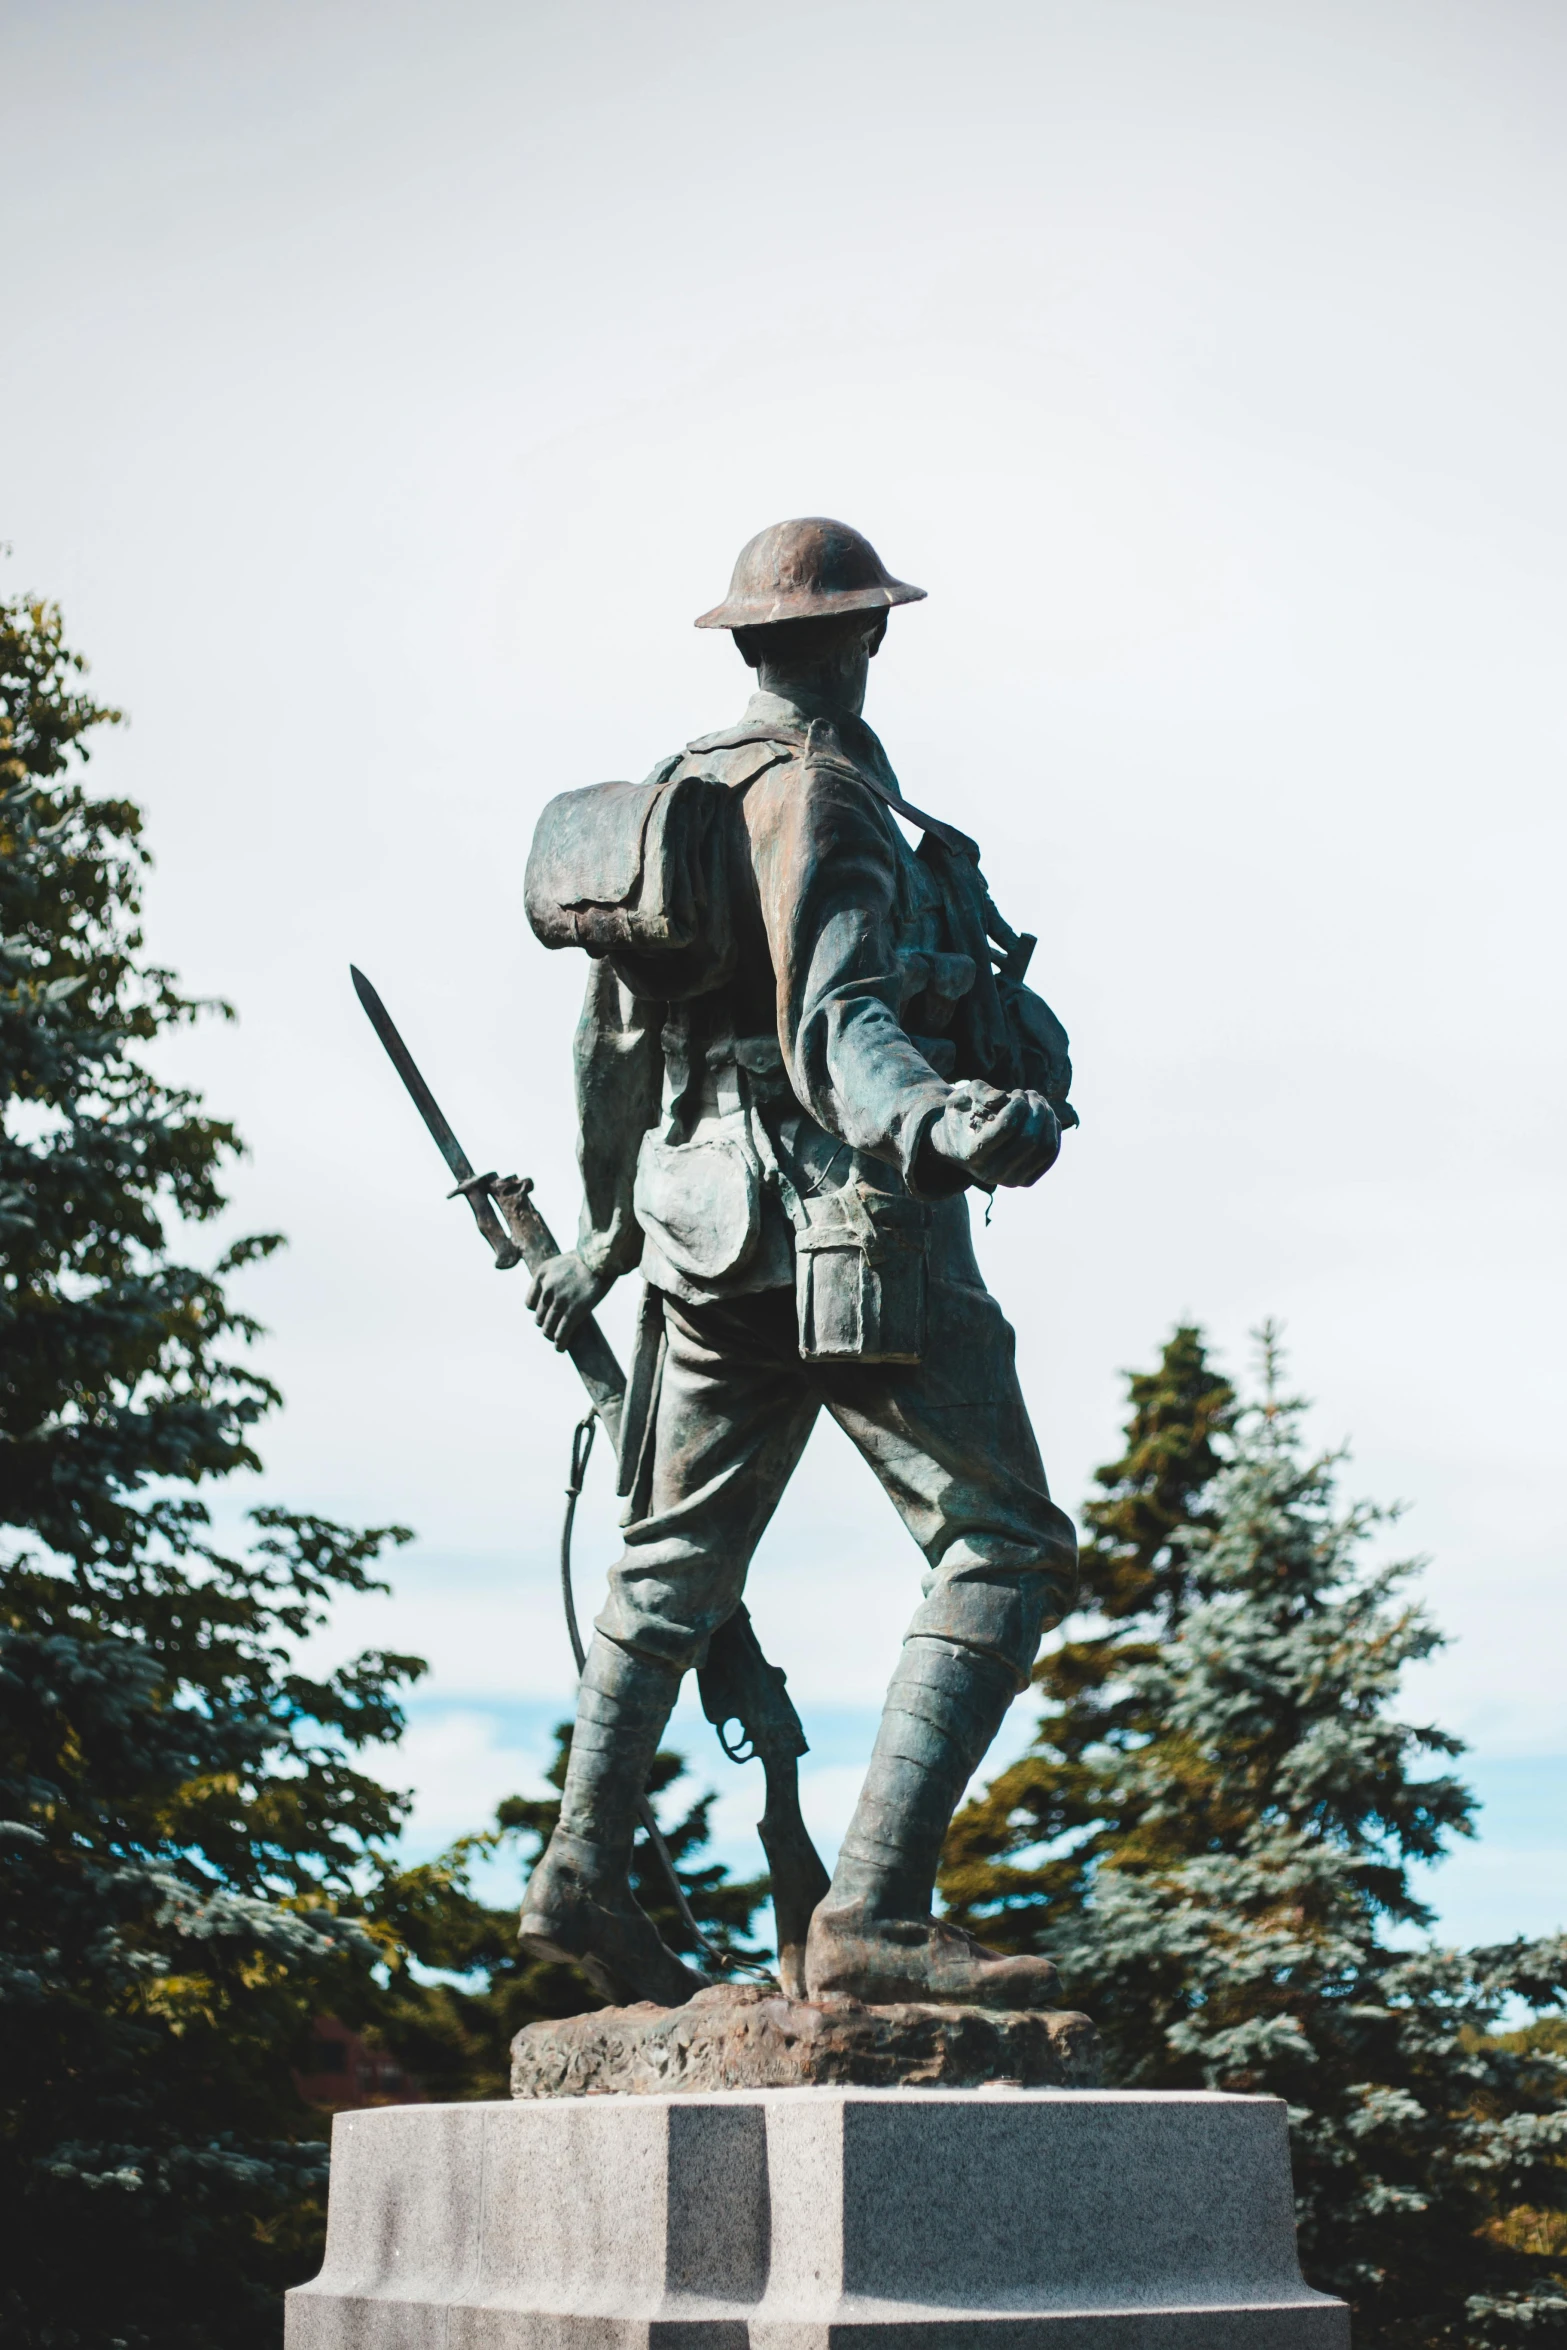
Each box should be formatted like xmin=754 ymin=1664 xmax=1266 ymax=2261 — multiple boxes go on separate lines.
xmin=834 ymin=614 xmax=887 ymax=714
xmin=826 ymin=626 xmax=870 ymax=716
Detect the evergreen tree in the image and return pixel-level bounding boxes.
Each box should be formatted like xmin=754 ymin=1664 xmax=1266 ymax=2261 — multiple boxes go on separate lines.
xmin=0 ymin=591 xmax=422 ymax=2348
xmin=945 ymin=1326 xmax=1567 ymax=2346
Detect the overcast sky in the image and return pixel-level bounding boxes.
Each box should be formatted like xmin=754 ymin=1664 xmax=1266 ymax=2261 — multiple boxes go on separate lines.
xmin=5 ymin=0 xmax=1563 ymax=1943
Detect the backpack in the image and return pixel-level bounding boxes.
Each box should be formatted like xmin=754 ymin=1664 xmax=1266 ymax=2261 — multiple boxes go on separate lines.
xmin=526 ymin=757 xmax=1076 ymax=1127
xmin=524 ymin=765 xmax=741 ymax=1002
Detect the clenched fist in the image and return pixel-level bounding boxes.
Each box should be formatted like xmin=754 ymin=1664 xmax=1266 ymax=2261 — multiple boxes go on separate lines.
xmin=527 ymin=1251 xmax=610 ymax=1349
xmin=926 ymin=1081 xmax=1062 ymax=1190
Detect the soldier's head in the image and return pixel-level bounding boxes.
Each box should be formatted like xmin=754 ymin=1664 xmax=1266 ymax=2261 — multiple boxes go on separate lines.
xmin=695 ymin=518 xmax=924 ymax=721
xmin=731 ymin=607 xmax=887 ymax=718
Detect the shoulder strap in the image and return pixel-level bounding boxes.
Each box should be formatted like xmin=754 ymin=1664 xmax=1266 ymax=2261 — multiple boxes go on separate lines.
xmin=682 ymin=717 xmax=981 ymax=859
xmin=852 ymin=767 xmax=981 ymax=863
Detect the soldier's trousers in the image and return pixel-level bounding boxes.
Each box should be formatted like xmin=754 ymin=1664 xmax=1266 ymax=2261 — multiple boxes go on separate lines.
xmin=595 ymin=1273 xmax=1077 ymax=1686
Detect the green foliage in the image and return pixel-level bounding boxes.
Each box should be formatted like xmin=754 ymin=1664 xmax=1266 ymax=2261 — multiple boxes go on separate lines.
xmin=944 ymin=1325 xmax=1567 ymax=2347
xmin=1080 ymin=1319 xmax=1238 ymax=1626
xmin=373 ymin=1726 xmax=770 ymax=2101
xmin=0 ymin=591 xmax=422 ymax=2348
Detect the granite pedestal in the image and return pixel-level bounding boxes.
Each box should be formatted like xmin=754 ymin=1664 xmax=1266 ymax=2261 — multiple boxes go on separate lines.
xmin=286 ymin=2085 xmax=1349 ymax=2348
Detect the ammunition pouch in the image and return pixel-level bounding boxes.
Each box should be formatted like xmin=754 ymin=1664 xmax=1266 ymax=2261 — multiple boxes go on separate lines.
xmin=792 ymin=1182 xmax=930 ymax=1365
xmin=740 ymin=1088 xmax=931 ymax=1366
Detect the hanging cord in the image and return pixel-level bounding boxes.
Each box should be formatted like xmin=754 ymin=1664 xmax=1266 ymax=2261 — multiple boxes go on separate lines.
xmin=559 ymin=1411 xmax=728 ymax=1973
xmin=557 ymin=1413 xmax=596 ymax=1678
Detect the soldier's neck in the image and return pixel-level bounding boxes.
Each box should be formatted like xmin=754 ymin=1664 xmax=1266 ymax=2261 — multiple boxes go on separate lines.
xmin=749 ymin=680 xmax=867 ymax=727
xmin=751 ymin=659 xmax=868 ymax=725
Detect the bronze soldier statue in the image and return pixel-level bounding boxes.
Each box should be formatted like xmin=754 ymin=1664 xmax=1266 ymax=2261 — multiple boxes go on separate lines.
xmin=518 ymin=518 xmax=1079 ymax=2012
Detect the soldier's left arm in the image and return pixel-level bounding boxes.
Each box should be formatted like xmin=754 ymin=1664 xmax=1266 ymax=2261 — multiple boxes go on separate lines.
xmin=573 ymin=955 xmax=664 ymax=1283
xmin=530 ymin=958 xmax=664 ymax=1348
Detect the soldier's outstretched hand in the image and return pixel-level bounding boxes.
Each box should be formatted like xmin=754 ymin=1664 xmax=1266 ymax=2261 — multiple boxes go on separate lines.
xmin=927 ymin=1082 xmax=1062 ymax=1189
xmin=528 ymin=1250 xmax=610 ymax=1349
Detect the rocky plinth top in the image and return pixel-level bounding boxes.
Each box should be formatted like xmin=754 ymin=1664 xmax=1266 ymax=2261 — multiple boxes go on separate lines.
xmin=510 ymin=1981 xmax=1100 ymax=2099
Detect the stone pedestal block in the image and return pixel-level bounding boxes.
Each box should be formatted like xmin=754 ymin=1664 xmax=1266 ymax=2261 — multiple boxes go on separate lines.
xmin=286 ymin=2086 xmax=1349 ymax=2348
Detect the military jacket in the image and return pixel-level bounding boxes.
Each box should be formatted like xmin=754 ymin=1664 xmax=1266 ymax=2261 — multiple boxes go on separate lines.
xmin=568 ymin=689 xmax=1071 ymax=1328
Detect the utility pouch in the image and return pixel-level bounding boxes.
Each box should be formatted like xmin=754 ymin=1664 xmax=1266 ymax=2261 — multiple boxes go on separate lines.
xmin=793 ymin=1183 xmax=930 ymax=1364
xmin=632 ymin=1127 xmax=762 ymax=1285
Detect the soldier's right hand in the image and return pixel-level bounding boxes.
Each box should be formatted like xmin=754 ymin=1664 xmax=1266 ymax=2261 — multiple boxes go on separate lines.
xmin=927 ymin=1082 xmax=1062 ymax=1189
xmin=527 ymin=1251 xmax=610 ymax=1349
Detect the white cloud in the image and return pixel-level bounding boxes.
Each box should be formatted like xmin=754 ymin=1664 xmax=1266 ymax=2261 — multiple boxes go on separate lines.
xmin=394 ymin=1707 xmax=555 ymax=1859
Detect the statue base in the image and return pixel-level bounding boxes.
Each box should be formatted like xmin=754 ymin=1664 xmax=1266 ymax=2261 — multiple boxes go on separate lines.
xmin=511 ymin=1982 xmax=1101 ymax=2096
xmin=286 ymin=2080 xmax=1349 ymax=2347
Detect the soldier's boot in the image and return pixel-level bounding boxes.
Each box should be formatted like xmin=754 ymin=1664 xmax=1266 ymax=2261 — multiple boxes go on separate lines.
xmin=518 ymin=1634 xmax=711 ymax=2008
xmin=804 ymin=1637 xmax=1061 ymax=2010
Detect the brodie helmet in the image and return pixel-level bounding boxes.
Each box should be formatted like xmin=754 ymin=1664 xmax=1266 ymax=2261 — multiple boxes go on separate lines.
xmin=694 ymin=517 xmax=926 ymax=630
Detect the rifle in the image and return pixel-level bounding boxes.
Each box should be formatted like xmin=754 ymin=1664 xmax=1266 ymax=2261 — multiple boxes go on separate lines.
xmin=695 ymin=1606 xmax=828 ymax=1992
xmin=351 ymin=965 xmax=829 ymax=1995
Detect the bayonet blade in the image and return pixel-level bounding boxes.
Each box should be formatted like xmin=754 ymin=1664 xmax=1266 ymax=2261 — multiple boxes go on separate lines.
xmin=350 ymin=965 xmax=521 ymax=1268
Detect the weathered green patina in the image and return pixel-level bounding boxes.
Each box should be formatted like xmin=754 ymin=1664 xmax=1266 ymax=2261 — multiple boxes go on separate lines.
xmin=519 ymin=519 xmax=1080 ymax=2012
